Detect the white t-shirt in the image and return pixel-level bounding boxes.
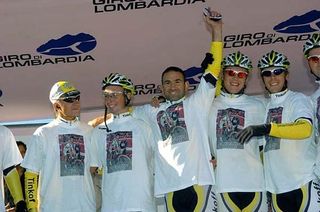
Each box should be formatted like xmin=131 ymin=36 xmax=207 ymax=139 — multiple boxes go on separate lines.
xmin=133 ymin=76 xmax=216 ymax=196
xmin=0 ymin=125 xmax=22 ymax=212
xmin=264 ymin=90 xmax=317 ymax=194
xmin=21 ymin=118 xmax=96 ymax=212
xmin=90 ymin=112 xmax=156 ymax=212
xmin=310 ymin=81 xmax=320 ymax=178
xmin=209 ymin=92 xmax=266 ymax=193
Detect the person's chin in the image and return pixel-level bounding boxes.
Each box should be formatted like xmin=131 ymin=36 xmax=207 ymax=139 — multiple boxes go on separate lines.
xmin=168 ymin=97 xmax=180 ymax=101
xmin=227 ymin=87 xmax=241 ymax=94
xmin=73 ymin=111 xmax=81 ymax=117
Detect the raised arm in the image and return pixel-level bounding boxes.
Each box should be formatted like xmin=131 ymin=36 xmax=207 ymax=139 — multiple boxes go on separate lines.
xmin=203 ymin=9 xmax=223 ymax=80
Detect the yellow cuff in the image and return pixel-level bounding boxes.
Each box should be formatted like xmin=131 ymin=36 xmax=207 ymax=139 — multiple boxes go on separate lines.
xmin=25 ymin=171 xmax=39 ymax=210
xmin=206 ymin=41 xmax=223 ymax=78
xmin=97 ymin=167 xmax=103 ymax=176
xmin=4 ymin=168 xmax=24 ymax=204
xmin=269 ymin=119 xmax=312 ymax=139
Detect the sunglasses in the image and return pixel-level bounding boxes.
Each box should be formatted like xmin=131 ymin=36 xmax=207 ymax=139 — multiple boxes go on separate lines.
xmin=225 ymin=69 xmax=248 ymax=79
xmin=62 ymin=95 xmax=80 ymax=103
xmin=103 ymin=91 xmax=124 ymax=99
xmin=261 ymin=68 xmax=286 ymax=77
xmin=307 ymin=55 xmax=320 ymax=63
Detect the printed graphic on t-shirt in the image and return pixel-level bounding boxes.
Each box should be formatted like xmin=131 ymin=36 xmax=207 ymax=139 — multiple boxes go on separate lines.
xmin=216 ymin=108 xmax=245 ymax=149
xmin=156 ymin=102 xmax=189 ymax=145
xmin=264 ymin=107 xmax=283 ymax=152
xmin=316 ymin=97 xmax=320 ymax=134
xmin=59 ymin=134 xmax=85 ymax=176
xmin=106 ymin=131 xmax=132 ymax=173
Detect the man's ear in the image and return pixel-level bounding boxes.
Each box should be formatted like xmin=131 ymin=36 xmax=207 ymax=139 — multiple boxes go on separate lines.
xmin=285 ymin=71 xmax=289 ymax=80
xmin=53 ymin=102 xmax=61 ymax=112
xmin=160 ymin=85 xmax=164 ymax=93
xmin=184 ymin=81 xmax=189 ymax=92
xmin=127 ymin=92 xmax=133 ymax=99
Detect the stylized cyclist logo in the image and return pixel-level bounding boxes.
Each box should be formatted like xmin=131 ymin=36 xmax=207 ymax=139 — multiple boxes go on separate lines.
xmin=106 ymin=132 xmax=132 ymax=173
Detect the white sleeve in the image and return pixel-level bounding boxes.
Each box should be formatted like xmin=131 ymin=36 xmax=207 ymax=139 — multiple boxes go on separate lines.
xmin=311 ymin=97 xmax=318 ymax=137
xmin=208 ymin=107 xmax=217 ymax=158
xmin=132 ymin=104 xmax=154 ymax=123
xmin=86 ymin=129 xmax=99 ymax=168
xmin=187 ymin=77 xmax=216 ymax=114
xmin=291 ymin=94 xmax=314 ymax=123
xmin=142 ymin=123 xmax=155 ymax=175
xmin=21 ymin=133 xmax=42 ymax=173
xmin=2 ymin=127 xmax=22 ymax=170
xmin=89 ymin=128 xmax=104 ymax=168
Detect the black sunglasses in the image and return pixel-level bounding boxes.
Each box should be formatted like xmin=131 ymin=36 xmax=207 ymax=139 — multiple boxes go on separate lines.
xmin=62 ymin=95 xmax=80 ymax=103
xmin=261 ymin=68 xmax=286 ymax=77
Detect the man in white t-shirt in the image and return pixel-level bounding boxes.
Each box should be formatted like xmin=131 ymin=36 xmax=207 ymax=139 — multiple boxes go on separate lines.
xmin=0 ymin=125 xmax=27 ymax=212
xmin=21 ymin=81 xmax=96 ymax=212
xmin=133 ymin=9 xmax=222 ymax=211
xmin=209 ymin=52 xmax=268 ymax=211
xmin=90 ymin=73 xmax=156 ymax=212
xmin=237 ymin=50 xmax=319 ymax=211
xmin=303 ymin=33 xmax=320 ymax=180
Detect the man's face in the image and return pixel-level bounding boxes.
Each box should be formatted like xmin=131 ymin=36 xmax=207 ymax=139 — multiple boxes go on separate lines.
xmin=223 ymin=66 xmax=248 ymax=94
xmin=55 ymin=94 xmax=81 ymax=120
xmin=18 ymin=144 xmax=26 ymax=158
xmin=161 ymin=71 xmax=188 ymax=101
xmin=262 ymin=67 xmax=288 ymax=94
xmin=104 ymin=85 xmax=128 ymax=115
xmin=307 ymin=47 xmax=320 ymax=78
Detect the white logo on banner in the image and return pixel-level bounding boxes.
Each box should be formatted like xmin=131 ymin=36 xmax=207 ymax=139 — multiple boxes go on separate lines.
xmin=0 ymin=33 xmax=96 ymax=69
xmin=92 ymin=0 xmax=205 ymax=13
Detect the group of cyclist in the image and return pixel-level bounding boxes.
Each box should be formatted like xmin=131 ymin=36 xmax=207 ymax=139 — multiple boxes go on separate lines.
xmin=1 ymin=7 xmax=320 ymax=212
xmin=209 ymin=35 xmax=320 ymax=211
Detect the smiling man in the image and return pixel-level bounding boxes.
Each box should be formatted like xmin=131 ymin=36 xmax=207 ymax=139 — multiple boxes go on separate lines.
xmin=304 ymin=33 xmax=320 ymax=181
xmin=209 ymin=52 xmax=268 ymax=211
xmin=237 ymin=50 xmax=319 ymax=211
xmin=132 ymin=9 xmax=223 ymax=211
xmin=21 ymin=81 xmax=96 ymax=212
xmin=90 ymin=73 xmax=156 ymax=212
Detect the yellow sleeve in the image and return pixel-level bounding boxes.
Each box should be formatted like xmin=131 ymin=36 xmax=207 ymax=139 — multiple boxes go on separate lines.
xmin=269 ymin=119 xmax=312 ymax=139
xmin=4 ymin=168 xmax=24 ymax=204
xmin=215 ymin=76 xmax=223 ymax=97
xmin=25 ymin=170 xmax=39 ymax=211
xmin=205 ymin=41 xmax=223 ymax=79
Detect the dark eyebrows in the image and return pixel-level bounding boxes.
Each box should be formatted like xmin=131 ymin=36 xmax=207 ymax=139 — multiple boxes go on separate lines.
xmin=163 ymin=78 xmax=184 ymax=84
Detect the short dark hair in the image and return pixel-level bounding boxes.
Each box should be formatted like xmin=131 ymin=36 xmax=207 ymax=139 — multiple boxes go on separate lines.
xmin=161 ymin=66 xmax=186 ymax=84
xmin=16 ymin=141 xmax=27 ymax=151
